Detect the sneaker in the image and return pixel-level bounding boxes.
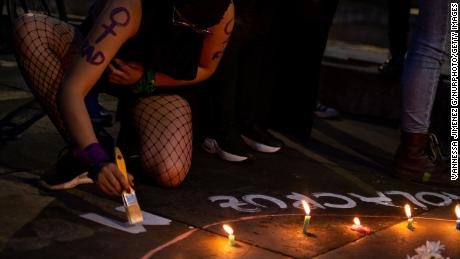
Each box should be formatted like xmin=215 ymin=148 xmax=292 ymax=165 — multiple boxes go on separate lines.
xmin=241 ymin=125 xmax=283 ymax=153
xmin=39 ymin=148 xmax=93 ymax=190
xmin=202 ymin=129 xmax=254 ymax=162
xmin=314 ymin=102 xmax=340 ymax=119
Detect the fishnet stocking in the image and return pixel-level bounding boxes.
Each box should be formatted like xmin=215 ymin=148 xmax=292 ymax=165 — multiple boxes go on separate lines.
xmin=13 ymin=14 xmax=81 ymax=142
xmin=13 ymin=14 xmax=193 ymax=186
xmin=131 ymin=95 xmax=193 ymax=187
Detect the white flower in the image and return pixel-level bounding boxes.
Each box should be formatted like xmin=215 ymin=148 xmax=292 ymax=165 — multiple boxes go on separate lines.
xmin=406 ymin=241 xmax=450 ymax=259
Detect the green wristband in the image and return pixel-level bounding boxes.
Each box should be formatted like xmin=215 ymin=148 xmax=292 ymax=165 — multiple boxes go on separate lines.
xmin=132 ymin=69 xmax=155 ymax=95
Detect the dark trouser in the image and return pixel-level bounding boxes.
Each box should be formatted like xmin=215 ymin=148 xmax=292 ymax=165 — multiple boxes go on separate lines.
xmin=201 ymin=0 xmax=280 ymax=139
xmin=271 ymin=0 xmax=338 ymax=141
xmin=388 ymin=0 xmax=411 ymax=59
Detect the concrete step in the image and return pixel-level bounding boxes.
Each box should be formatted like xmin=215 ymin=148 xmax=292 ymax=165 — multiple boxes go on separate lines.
xmin=318 ymin=42 xmax=450 ymax=147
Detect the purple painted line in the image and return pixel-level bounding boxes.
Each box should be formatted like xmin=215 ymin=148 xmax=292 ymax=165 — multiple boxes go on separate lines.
xmin=140 ymin=213 xmax=455 ymax=258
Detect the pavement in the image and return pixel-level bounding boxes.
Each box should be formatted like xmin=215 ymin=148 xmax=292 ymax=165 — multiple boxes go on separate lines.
xmin=0 ymin=50 xmax=459 ymax=259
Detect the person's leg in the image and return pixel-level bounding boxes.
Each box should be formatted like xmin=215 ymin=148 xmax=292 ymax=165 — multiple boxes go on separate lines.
xmin=236 ymin=0 xmax=284 ymax=153
xmin=200 ymin=1 xmax=254 ymax=162
xmin=388 ymin=0 xmax=411 ymax=60
xmin=130 ymin=94 xmax=192 ymax=187
xmin=273 ymin=0 xmax=338 ymax=142
xmin=13 ymin=14 xmax=105 ymax=189
xmin=379 ymin=0 xmax=411 ymax=77
xmin=13 ymin=14 xmax=81 ymax=142
xmin=401 ymin=0 xmax=449 ymax=134
xmin=394 ymin=0 xmax=454 ymax=186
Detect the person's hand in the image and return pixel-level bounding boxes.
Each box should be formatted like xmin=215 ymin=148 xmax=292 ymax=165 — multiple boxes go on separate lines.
xmin=96 ymin=163 xmax=135 ymax=196
xmin=108 ymin=58 xmax=144 ymax=85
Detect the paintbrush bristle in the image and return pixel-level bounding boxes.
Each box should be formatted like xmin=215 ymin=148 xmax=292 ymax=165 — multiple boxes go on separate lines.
xmin=122 ymin=190 xmax=144 ymax=224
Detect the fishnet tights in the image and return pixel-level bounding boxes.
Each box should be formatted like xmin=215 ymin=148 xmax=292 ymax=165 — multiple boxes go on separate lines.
xmin=14 ymin=15 xmax=193 ymax=187
xmin=130 ymin=95 xmax=193 ymax=187
xmin=13 ymin=14 xmax=81 ymax=142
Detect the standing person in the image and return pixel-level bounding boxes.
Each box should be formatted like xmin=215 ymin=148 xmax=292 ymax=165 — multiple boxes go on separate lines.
xmin=13 ymin=0 xmax=234 ymax=194
xmin=272 ymin=0 xmax=339 ymax=142
xmin=393 ymin=0 xmax=457 ymax=186
xmin=201 ymin=0 xmax=283 ymax=162
xmin=379 ymin=0 xmax=412 ymax=78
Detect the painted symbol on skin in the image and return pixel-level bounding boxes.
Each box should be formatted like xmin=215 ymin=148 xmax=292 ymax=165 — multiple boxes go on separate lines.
xmin=221 ymin=18 xmax=233 ymax=45
xmin=95 ymin=7 xmax=131 ymax=44
xmin=81 ymin=7 xmax=130 ymax=65
xmin=212 ymin=51 xmax=223 ymax=61
xmin=81 ymin=40 xmax=106 ymax=65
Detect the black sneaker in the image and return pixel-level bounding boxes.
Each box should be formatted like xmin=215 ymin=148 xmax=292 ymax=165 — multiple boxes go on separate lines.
xmin=39 ymin=148 xmax=93 ymax=190
xmin=241 ymin=125 xmax=283 ymax=153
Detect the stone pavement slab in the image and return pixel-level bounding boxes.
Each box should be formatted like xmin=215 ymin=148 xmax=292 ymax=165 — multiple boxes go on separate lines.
xmin=315 ymin=206 xmax=460 ymax=259
xmin=0 ymin=142 xmax=459 ymax=259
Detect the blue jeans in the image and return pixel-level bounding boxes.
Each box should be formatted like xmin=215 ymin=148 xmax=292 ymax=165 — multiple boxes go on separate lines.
xmin=401 ymin=0 xmax=451 ymax=133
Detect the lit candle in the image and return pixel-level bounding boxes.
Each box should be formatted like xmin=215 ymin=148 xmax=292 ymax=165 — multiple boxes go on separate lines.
xmin=456 ymin=205 xmax=460 ymax=230
xmin=302 ymin=200 xmax=311 ymax=235
xmin=405 ymin=204 xmax=413 ymax=229
xmin=350 ymin=217 xmax=371 ymax=235
xmin=223 ymin=224 xmax=236 ymax=246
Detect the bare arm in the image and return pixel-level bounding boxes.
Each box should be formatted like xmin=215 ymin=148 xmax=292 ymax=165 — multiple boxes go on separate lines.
xmin=58 ymin=0 xmax=141 ymax=195
xmin=59 ymin=0 xmax=141 ymax=149
xmin=154 ymin=2 xmax=235 ymax=87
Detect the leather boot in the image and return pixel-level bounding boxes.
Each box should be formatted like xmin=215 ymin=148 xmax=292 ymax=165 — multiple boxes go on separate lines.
xmin=393 ymin=132 xmax=457 ymax=187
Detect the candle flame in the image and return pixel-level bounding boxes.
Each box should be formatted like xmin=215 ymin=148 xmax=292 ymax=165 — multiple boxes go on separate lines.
xmin=223 ymin=224 xmax=234 ymax=235
xmin=353 ymin=217 xmax=361 ymax=226
xmin=302 ymin=200 xmax=311 ymax=215
xmin=456 ymin=205 xmax=460 ymax=218
xmin=405 ymin=204 xmax=412 ymax=218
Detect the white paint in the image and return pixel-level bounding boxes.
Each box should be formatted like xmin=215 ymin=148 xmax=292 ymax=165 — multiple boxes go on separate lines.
xmin=414 ymin=192 xmax=452 ymax=207
xmin=385 ymin=191 xmax=428 ymax=209
xmin=80 ymin=213 xmax=147 ymax=234
xmin=286 ymin=192 xmax=326 ymax=210
xmin=242 ymin=195 xmax=288 ymax=209
xmin=208 ymin=191 xmax=460 ymax=213
xmin=442 ymin=192 xmax=460 ymax=200
xmin=208 ymin=196 xmax=260 ymax=213
xmin=349 ymin=192 xmax=397 ymax=207
xmin=312 ymin=192 xmax=357 ymax=209
xmin=115 ymin=206 xmax=172 ymax=225
xmin=80 ymin=207 xmax=172 ymax=234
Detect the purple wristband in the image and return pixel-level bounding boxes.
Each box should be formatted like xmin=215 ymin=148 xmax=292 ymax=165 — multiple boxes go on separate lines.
xmin=73 ymin=143 xmax=111 ymax=180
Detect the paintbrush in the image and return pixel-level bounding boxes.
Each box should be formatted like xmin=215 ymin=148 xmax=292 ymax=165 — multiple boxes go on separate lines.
xmin=114 ymin=147 xmax=144 ymax=225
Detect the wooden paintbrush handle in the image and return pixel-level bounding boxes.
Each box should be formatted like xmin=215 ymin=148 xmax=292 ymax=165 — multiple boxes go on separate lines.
xmin=114 ymin=147 xmax=129 ymax=182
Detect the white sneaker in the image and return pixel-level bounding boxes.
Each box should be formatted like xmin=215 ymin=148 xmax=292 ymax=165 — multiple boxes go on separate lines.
xmin=202 ymin=137 xmax=250 ymax=162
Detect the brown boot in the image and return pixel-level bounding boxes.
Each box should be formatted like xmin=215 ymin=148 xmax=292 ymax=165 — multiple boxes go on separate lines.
xmin=393 ymin=132 xmax=457 ymax=187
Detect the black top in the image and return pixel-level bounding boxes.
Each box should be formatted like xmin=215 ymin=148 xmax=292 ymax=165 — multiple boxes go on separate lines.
xmin=80 ymin=0 xmax=204 ymax=80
